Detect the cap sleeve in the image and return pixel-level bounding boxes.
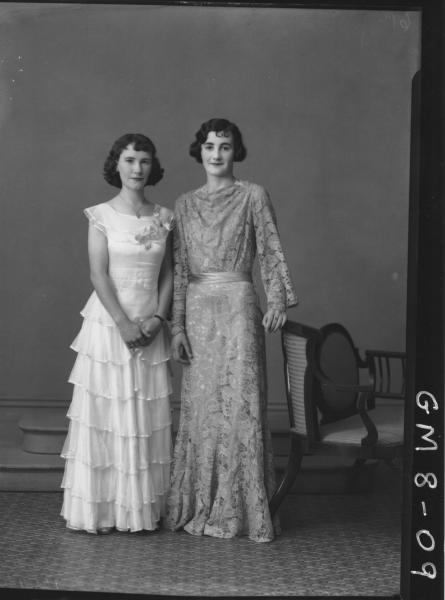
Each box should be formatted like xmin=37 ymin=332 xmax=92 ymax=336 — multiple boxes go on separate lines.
xmin=84 ymin=204 xmax=108 ymax=236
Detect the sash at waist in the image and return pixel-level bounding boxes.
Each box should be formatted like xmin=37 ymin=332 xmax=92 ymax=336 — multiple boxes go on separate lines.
xmin=189 ymin=271 xmax=252 ymax=284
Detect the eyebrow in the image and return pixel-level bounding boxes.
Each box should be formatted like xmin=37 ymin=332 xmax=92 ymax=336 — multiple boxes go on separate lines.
xmin=203 ymin=141 xmax=233 ymax=146
xmin=123 ymin=155 xmax=152 ymax=159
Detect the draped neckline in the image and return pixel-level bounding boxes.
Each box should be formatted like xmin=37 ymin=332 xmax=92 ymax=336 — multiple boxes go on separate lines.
xmin=194 ymin=179 xmax=243 ymax=202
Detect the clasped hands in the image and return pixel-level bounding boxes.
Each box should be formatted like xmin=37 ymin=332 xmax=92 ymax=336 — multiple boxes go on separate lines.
xmin=118 ymin=316 xmax=162 ymax=351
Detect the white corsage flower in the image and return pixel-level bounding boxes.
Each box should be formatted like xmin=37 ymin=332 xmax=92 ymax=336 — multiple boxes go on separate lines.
xmin=134 ymin=220 xmax=164 ymax=250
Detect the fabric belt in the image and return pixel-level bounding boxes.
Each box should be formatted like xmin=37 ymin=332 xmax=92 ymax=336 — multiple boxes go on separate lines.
xmin=189 ymin=271 xmax=252 ymax=284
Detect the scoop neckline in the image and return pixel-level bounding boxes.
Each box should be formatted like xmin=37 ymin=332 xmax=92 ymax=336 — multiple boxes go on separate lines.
xmin=104 ymin=201 xmax=160 ymax=219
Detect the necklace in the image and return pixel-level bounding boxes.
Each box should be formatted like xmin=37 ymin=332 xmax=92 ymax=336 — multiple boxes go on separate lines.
xmin=118 ymin=194 xmax=149 ymax=219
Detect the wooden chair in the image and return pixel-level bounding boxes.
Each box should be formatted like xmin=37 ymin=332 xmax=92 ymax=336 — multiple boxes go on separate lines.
xmin=269 ymin=321 xmax=406 ymax=517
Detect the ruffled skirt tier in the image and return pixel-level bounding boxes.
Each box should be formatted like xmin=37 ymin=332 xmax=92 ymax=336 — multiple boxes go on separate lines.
xmin=61 ymin=293 xmax=172 ymax=533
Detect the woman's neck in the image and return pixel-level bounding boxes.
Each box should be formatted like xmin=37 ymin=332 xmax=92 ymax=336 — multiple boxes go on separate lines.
xmin=205 ymin=174 xmax=236 ymax=194
xmin=118 ymin=189 xmax=148 ymax=208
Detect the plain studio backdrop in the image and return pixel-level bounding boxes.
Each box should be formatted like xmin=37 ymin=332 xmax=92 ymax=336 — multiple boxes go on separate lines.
xmin=0 ymin=4 xmax=419 ymax=432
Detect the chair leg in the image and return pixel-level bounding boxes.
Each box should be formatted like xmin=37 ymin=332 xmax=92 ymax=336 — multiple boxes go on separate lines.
xmin=346 ymin=458 xmax=367 ymax=491
xmin=384 ymin=458 xmax=401 ymax=471
xmin=269 ymin=435 xmax=304 ymax=518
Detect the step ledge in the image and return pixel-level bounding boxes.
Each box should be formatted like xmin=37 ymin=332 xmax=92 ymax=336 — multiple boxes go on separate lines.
xmin=18 ymin=416 xmax=68 ymax=434
xmin=0 ymin=466 xmax=64 ymax=472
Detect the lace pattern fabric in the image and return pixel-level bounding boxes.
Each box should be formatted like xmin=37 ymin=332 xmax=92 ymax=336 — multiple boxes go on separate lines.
xmin=170 ymin=181 xmax=297 ymax=335
xmin=166 ymin=181 xmax=297 ymax=542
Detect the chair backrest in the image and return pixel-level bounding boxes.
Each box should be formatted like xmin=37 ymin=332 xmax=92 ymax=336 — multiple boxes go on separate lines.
xmin=281 ymin=321 xmax=321 ymax=444
xmin=315 ymin=323 xmax=362 ymax=425
xmin=365 ymin=350 xmax=406 ymax=402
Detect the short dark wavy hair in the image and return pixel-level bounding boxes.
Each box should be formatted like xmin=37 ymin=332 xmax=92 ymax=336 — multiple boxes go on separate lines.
xmin=103 ymin=133 xmax=164 ymax=188
xmin=189 ymin=118 xmax=247 ymax=163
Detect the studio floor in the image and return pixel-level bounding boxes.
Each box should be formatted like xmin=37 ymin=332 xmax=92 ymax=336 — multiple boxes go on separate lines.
xmin=0 ymin=466 xmax=402 ymax=599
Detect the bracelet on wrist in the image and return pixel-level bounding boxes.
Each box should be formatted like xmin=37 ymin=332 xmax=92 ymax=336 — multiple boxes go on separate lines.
xmin=153 ymin=314 xmax=165 ymax=323
xmin=171 ymin=325 xmax=185 ymax=337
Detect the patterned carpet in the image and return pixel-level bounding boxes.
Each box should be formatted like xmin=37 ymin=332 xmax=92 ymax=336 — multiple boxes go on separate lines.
xmin=0 ymin=483 xmax=402 ymax=598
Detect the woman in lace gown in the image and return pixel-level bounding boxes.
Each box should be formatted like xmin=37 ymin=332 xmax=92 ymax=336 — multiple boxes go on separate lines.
xmin=61 ymin=133 xmax=173 ymax=534
xmin=166 ymin=119 xmax=297 ymax=542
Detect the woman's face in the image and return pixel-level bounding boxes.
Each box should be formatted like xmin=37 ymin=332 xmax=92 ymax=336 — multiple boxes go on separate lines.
xmin=200 ymin=131 xmax=235 ymax=178
xmin=116 ymin=144 xmax=152 ymax=191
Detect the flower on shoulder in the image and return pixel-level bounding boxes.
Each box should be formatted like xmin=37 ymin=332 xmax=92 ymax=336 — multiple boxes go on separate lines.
xmin=134 ymin=220 xmax=164 ymax=250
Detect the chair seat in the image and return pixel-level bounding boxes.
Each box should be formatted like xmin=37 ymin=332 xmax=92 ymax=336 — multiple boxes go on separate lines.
xmin=320 ymin=405 xmax=404 ymax=446
xmin=270 ymin=321 xmax=407 ymax=517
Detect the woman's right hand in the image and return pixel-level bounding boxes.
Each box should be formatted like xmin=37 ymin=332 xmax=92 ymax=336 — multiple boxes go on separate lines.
xmin=117 ymin=318 xmax=147 ymax=350
xmin=172 ymin=332 xmax=193 ymax=364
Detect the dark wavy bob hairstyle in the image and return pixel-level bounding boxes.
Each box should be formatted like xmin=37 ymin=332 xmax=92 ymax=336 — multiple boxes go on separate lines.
xmin=189 ymin=118 xmax=247 ymax=163
xmin=103 ymin=133 xmax=164 ymax=188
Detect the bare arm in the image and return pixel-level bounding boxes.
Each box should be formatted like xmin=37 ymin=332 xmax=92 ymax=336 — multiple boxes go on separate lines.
xmin=88 ymin=223 xmax=144 ymax=346
xmin=156 ymin=232 xmax=173 ymax=319
xmin=139 ymin=233 xmax=173 ymax=341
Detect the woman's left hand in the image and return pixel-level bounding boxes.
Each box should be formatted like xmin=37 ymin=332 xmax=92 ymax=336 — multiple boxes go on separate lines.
xmin=262 ymin=309 xmax=287 ymax=333
xmin=138 ymin=316 xmax=163 ymax=346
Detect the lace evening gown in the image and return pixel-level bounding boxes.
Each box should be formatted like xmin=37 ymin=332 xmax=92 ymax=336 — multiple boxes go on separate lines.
xmin=165 ymin=180 xmax=297 ymax=542
xmin=61 ymin=202 xmax=173 ymax=533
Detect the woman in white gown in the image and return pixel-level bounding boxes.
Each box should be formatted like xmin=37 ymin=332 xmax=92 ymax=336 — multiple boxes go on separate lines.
xmin=61 ymin=133 xmax=173 ymax=534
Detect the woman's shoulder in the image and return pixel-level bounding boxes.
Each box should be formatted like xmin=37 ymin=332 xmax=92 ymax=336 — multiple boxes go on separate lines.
xmin=156 ymin=204 xmax=175 ymax=230
xmin=236 ymin=180 xmax=268 ymax=198
xmin=174 ymin=189 xmax=197 ymax=211
xmin=84 ymin=201 xmax=109 ymax=212
xmin=239 ymin=181 xmax=271 ymax=208
xmin=157 ymin=204 xmax=174 ymax=218
xmin=83 ymin=202 xmax=112 ymax=234
xmin=84 ymin=202 xmax=112 ymax=219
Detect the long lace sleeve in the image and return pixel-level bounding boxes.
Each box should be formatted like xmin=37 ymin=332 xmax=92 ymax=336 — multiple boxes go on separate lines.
xmin=171 ymin=198 xmax=190 ymax=336
xmin=252 ymin=185 xmax=298 ymax=311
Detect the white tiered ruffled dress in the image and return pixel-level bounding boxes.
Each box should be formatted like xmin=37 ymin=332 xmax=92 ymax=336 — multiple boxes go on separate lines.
xmin=61 ymin=202 xmax=173 ymax=533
